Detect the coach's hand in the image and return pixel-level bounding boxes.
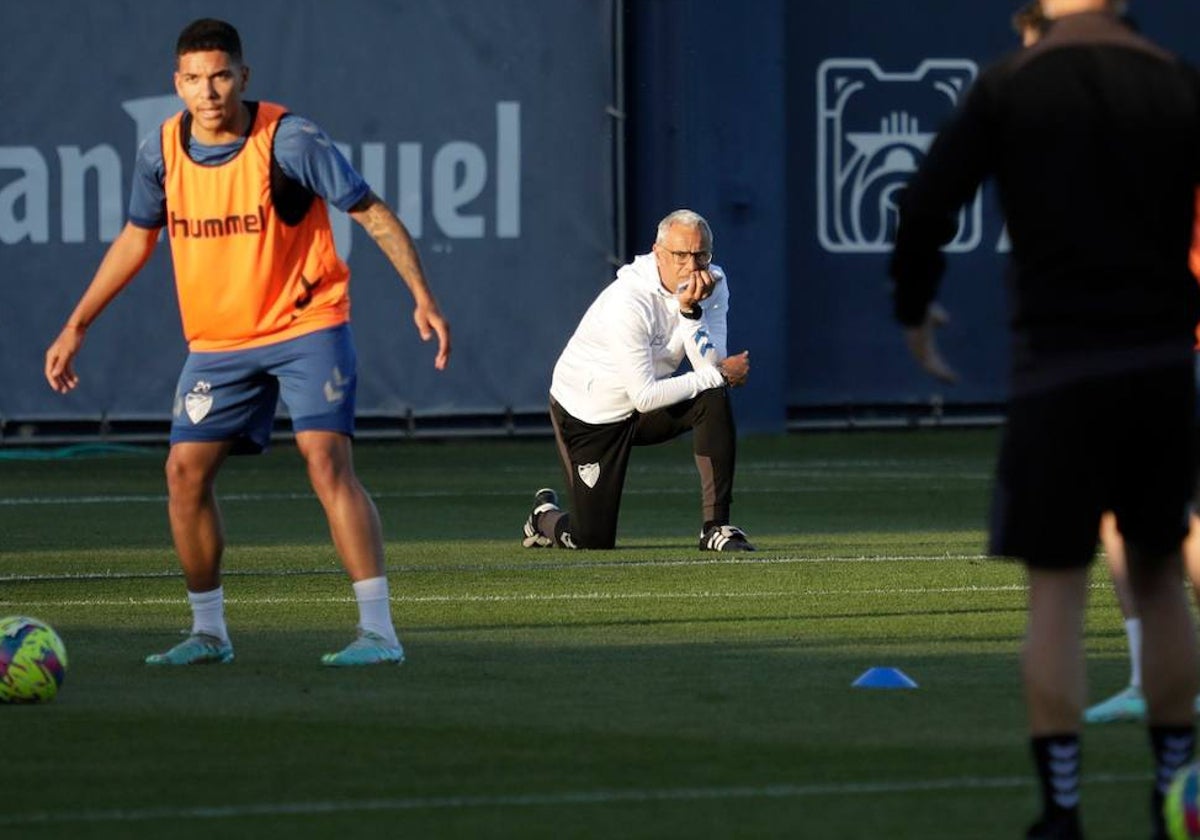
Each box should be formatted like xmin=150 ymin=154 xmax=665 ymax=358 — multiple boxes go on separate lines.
xmin=904 ymin=303 xmax=957 ymax=384
xmin=718 ymin=351 xmax=750 ymax=388
xmin=676 ymin=269 xmax=716 ymax=311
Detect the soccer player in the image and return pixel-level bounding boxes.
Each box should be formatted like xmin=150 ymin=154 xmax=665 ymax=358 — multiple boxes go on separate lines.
xmin=1008 ymin=0 xmax=1195 ymax=729
xmin=890 ymin=2 xmax=1200 ymax=838
xmin=521 ymin=209 xmax=754 ymax=552
xmin=43 ymin=19 xmax=450 ymax=667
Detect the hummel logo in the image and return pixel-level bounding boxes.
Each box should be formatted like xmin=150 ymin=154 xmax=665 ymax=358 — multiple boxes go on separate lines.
xmin=324 ymin=366 xmax=348 ymax=404
xmin=1046 ymin=740 xmax=1080 ymax=809
xmin=1052 ymin=791 xmax=1080 ymax=808
xmin=295 ymin=273 xmax=322 ymax=310
xmin=1048 ymin=744 xmax=1079 ymax=761
xmin=1164 ymin=735 xmax=1193 ymax=755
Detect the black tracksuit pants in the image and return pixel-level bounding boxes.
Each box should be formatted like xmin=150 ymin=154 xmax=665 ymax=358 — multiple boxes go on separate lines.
xmin=546 ymin=387 xmax=736 ymax=549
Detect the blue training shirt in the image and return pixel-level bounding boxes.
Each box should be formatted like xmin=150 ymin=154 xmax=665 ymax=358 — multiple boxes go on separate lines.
xmin=128 ymin=108 xmax=370 ymax=229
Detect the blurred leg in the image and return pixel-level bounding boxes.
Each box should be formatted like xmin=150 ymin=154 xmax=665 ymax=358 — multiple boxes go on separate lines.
xmin=1083 ymin=513 xmax=1146 ymax=725
xmin=1023 ymin=567 xmax=1090 ymax=733
xmin=1023 ymin=567 xmax=1088 ymax=839
xmin=1126 ymin=546 xmax=1197 ymax=726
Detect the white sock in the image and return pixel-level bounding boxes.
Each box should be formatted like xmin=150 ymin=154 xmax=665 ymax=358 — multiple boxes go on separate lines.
xmin=353 ymin=577 xmax=398 ymax=646
xmin=1126 ymin=617 xmax=1143 ymax=689
xmin=188 ymin=586 xmax=229 ymax=645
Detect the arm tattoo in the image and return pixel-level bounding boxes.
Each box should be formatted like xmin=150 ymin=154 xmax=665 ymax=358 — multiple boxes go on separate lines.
xmin=351 ymin=192 xmax=427 ymax=291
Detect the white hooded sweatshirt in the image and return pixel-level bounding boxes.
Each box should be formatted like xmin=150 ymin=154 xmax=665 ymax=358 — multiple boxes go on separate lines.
xmin=550 ymin=253 xmax=730 ymax=425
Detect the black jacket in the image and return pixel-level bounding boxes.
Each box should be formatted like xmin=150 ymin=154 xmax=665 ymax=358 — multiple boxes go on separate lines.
xmin=890 ymin=11 xmax=1200 ymax=395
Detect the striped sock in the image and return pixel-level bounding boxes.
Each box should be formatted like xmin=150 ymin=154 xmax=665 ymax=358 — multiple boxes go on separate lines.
xmin=1031 ymin=734 xmax=1081 ymax=819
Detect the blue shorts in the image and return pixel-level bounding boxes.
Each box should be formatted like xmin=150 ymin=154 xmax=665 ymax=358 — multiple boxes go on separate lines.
xmin=169 ymin=325 xmax=357 ymax=454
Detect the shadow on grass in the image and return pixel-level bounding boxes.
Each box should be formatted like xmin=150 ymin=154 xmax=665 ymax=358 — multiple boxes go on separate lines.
xmin=0 ymin=624 xmax=1160 ymax=840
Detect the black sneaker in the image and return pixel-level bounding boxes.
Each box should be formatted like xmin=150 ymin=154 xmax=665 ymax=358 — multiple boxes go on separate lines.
xmin=699 ymin=524 xmax=755 ymax=552
xmin=522 ymin=488 xmax=559 ymax=548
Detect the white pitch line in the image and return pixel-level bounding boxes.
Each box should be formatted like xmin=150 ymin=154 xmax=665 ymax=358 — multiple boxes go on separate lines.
xmin=0 ymin=773 xmax=1146 ymax=827
xmin=0 ymin=554 xmax=996 ymax=584
xmin=0 ymin=481 xmax=944 ymax=506
xmin=0 ymin=489 xmax=567 ymax=506
xmin=0 ymin=583 xmax=1036 ymax=610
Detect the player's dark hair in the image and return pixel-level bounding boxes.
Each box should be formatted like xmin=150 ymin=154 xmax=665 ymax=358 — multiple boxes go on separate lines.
xmin=176 ymin=18 xmax=243 ymax=62
xmin=1011 ymin=2 xmax=1048 ymax=40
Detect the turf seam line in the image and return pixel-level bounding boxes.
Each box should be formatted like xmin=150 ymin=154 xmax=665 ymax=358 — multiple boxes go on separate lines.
xmin=0 ymin=554 xmax=996 ymax=583
xmin=3 ymin=582 xmax=1102 ymax=609
xmin=0 ymin=480 xmax=988 ymax=506
xmin=0 ymin=773 xmax=1148 ymax=826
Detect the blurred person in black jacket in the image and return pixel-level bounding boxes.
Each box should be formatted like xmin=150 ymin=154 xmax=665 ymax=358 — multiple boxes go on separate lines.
xmin=890 ymin=1 xmax=1200 ymax=837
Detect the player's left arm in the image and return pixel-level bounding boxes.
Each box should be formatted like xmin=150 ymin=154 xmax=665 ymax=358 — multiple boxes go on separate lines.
xmin=277 ymin=115 xmax=450 ymax=369
xmin=349 ymin=193 xmax=450 ymax=371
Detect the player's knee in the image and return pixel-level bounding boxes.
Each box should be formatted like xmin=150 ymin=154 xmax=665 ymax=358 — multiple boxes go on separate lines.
xmin=699 ymin=386 xmax=729 ymax=407
xmin=303 ymin=446 xmax=355 ymax=495
xmin=164 ymin=452 xmax=213 ymax=499
xmin=569 ymin=525 xmax=616 ymax=550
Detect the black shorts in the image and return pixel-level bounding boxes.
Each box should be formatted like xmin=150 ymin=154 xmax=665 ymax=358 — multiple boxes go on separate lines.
xmin=989 ymin=362 xmax=1196 ymax=569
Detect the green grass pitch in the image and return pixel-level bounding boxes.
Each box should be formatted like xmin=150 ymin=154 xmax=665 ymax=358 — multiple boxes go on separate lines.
xmin=0 ymin=430 xmax=1160 ymax=838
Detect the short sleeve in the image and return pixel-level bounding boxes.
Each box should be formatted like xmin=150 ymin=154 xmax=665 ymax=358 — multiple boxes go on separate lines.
xmin=273 ymin=115 xmax=371 ymax=212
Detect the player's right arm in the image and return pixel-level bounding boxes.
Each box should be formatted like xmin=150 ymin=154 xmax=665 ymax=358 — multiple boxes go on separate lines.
xmin=44 ymin=222 xmax=160 ymax=393
xmin=889 ymin=69 xmax=997 ymax=385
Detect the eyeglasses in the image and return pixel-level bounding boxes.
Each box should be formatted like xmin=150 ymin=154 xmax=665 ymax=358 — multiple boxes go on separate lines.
xmin=661 ymin=248 xmax=712 ymax=268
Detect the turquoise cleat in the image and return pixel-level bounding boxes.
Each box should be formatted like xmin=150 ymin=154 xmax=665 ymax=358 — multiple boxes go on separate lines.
xmin=145 ymin=633 xmax=234 ymax=666
xmin=1083 ymin=685 xmax=1144 ymax=724
xmin=321 ymin=631 xmax=404 ymax=667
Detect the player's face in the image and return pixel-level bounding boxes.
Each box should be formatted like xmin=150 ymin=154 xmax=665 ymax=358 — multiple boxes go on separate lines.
xmin=652 ymin=223 xmax=712 ymax=292
xmin=174 ymin=50 xmax=250 ymax=143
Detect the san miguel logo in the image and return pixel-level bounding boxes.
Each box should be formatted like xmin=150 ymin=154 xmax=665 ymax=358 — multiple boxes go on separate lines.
xmin=816 ymin=59 xmax=979 ymax=254
xmin=1 ymin=95 xmax=522 ymax=254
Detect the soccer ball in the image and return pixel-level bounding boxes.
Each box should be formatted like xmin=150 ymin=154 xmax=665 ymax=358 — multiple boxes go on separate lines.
xmin=0 ymin=615 xmax=68 ymax=703
xmin=1166 ymin=763 xmax=1200 ymax=839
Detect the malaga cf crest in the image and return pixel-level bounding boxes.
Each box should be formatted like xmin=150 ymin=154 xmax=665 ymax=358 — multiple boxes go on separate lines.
xmin=577 ymin=462 xmax=600 ymax=489
xmin=184 ymin=380 xmax=213 ymax=424
xmin=816 ymin=58 xmax=979 ymax=254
